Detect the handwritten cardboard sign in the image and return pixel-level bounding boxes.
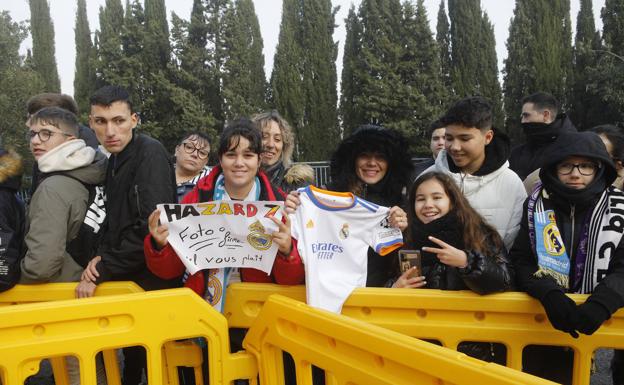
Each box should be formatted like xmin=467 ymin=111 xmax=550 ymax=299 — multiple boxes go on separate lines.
xmin=157 ymin=201 xmax=284 ymax=275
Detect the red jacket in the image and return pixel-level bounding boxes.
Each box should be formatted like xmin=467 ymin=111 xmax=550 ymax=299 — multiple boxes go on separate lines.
xmin=144 ymin=166 xmax=305 ymax=296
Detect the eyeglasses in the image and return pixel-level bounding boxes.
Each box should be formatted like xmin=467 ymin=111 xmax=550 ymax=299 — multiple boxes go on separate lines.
xmin=181 ymin=142 xmax=210 ymax=159
xmin=26 ymin=129 xmax=72 ymax=143
xmin=556 ymin=162 xmax=599 ymax=176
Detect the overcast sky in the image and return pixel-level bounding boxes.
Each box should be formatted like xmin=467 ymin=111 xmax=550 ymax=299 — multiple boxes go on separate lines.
xmin=1 ymin=0 xmax=606 ymax=95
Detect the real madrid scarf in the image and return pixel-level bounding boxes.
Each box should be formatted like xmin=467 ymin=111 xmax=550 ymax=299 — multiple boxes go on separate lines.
xmin=528 ymin=183 xmax=624 ymax=293
xmin=182 ymin=173 xmax=261 ymax=313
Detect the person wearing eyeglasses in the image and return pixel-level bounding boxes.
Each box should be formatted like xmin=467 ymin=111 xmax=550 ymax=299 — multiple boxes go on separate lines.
xmin=19 ymin=107 xmax=109 ymax=385
xmin=510 ymin=131 xmax=624 ymax=385
xmin=20 ymin=107 xmax=107 ymax=284
xmin=174 ymin=131 xmax=212 ymax=202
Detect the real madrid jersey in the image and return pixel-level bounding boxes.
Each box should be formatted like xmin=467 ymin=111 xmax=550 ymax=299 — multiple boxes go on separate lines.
xmin=290 ymin=185 xmax=403 ymax=313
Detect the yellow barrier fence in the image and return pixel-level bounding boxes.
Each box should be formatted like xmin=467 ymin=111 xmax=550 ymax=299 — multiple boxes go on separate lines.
xmin=225 ymin=283 xmax=624 ymax=385
xmin=0 ymin=288 xmax=257 ymax=385
xmin=0 ymin=282 xmax=145 ymax=385
xmin=0 ymin=282 xmax=143 ymax=305
xmin=0 ymin=288 xmax=553 ymax=385
xmin=244 ymin=294 xmax=556 ymax=385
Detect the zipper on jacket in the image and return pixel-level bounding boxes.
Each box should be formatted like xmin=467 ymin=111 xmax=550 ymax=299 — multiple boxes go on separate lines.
xmin=568 ymin=204 xmax=575 ymax=261
xmin=134 ymin=185 xmax=142 ymax=217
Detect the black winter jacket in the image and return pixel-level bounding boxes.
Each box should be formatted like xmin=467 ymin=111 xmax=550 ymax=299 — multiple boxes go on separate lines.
xmin=404 ymin=212 xmax=513 ymax=294
xmin=509 ymin=114 xmax=577 ymax=180
xmin=0 ymin=149 xmax=24 ymax=292
xmin=95 ymin=132 xmax=178 ymax=290
xmin=511 ymin=132 xmax=624 ymax=316
xmin=329 ymin=126 xmax=413 ymax=287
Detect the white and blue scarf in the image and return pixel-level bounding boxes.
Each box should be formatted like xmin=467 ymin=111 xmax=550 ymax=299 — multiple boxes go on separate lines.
xmin=528 ymin=184 xmax=624 ymax=293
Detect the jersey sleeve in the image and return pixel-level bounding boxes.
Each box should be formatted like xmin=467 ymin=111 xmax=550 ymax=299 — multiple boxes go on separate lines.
xmin=370 ymin=210 xmax=404 ymax=256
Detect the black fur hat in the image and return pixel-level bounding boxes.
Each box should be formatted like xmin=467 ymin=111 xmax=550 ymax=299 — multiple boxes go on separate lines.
xmin=329 ymin=125 xmax=413 ymax=205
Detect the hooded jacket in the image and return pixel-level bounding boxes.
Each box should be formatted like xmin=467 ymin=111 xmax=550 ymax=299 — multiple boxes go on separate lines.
xmin=20 ymin=140 xmax=107 ymax=283
xmin=424 ymin=132 xmax=527 ymax=250
xmin=0 ymin=148 xmax=24 ymax=291
xmin=511 ymin=132 xmax=624 ymax=315
xmin=509 ymin=114 xmax=577 ymax=181
xmin=144 ymin=166 xmax=305 ymax=296
xmin=329 ymin=126 xmax=414 ymax=287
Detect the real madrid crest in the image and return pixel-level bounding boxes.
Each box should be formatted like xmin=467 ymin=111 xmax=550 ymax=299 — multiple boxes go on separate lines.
xmin=247 ymin=220 xmax=273 ymax=250
xmin=339 ymin=223 xmax=349 ymax=239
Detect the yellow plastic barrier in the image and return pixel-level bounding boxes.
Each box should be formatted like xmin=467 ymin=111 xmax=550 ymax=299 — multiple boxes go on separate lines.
xmin=0 ymin=282 xmax=144 ymax=385
xmin=243 ymin=294 xmax=556 ymax=385
xmin=0 ymin=282 xmax=143 ymax=305
xmin=0 ymin=288 xmax=257 ymax=385
xmin=225 ymin=283 xmax=624 ymax=385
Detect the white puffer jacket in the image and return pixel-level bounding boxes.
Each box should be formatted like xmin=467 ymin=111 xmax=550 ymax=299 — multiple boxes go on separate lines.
xmin=423 ymin=149 xmax=527 ymax=250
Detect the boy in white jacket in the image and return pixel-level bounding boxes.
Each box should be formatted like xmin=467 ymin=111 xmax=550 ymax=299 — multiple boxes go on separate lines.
xmin=423 ymin=96 xmax=526 ymax=250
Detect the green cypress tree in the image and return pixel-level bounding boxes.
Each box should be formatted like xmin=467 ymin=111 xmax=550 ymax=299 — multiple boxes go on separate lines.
xmin=272 ymin=0 xmax=339 ymax=161
xmin=144 ymin=0 xmax=170 ymax=68
xmin=397 ymin=0 xmax=446 ymax=152
xmin=29 ymin=0 xmax=60 ymax=92
xmin=205 ymin=0 xmax=231 ymax=128
xmin=298 ymin=0 xmax=339 ymax=160
xmin=74 ymin=0 xmax=96 ymax=116
xmin=0 ymin=11 xmax=44 ymax=171
xmin=602 ymin=0 xmax=624 ymax=55
xmin=582 ymin=0 xmax=624 ymax=126
xmin=436 ymin=0 xmax=452 ymax=91
xmin=271 ymin=0 xmax=305 ymax=151
xmin=503 ymin=0 xmax=573 ymax=140
xmin=339 ymin=5 xmax=362 ymax=136
xmin=352 ymin=0 xmax=404 ymax=129
xmin=478 ymin=13 xmax=503 ymax=127
xmin=447 ymin=0 xmax=480 ymax=98
xmin=94 ymin=0 xmax=124 ymax=86
xmin=221 ymin=0 xmax=267 ymax=120
xmin=570 ymin=0 xmax=602 ymax=129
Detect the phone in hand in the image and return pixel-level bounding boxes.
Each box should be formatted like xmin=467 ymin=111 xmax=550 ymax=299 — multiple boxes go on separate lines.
xmin=398 ymin=249 xmax=421 ymax=279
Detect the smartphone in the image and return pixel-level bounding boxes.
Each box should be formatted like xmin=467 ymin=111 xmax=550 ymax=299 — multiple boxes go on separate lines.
xmin=398 ymin=249 xmax=421 ymax=278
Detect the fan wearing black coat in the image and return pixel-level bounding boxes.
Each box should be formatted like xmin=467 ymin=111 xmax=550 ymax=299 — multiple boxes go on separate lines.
xmin=0 ymin=147 xmax=24 ymax=292
xmin=329 ymin=125 xmax=414 ymax=287
xmin=510 ymin=131 xmax=624 ymax=385
xmin=389 ymin=171 xmax=512 ymax=363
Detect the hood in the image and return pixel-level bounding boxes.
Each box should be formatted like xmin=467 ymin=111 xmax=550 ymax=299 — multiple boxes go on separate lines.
xmin=539 ymin=131 xmax=616 ymax=204
xmin=522 ymin=113 xmax=577 ymax=146
xmin=0 ymin=148 xmax=23 ymax=191
xmin=38 ymin=139 xmax=96 ymax=173
xmin=446 ymin=129 xmax=511 ymax=177
xmin=329 ymin=125 xmax=413 ymax=203
xmin=65 ymin=150 xmax=108 ymax=185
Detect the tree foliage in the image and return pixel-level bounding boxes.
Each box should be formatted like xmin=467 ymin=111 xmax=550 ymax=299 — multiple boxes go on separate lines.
xmin=0 ymin=11 xmax=45 ymax=176
xmin=29 ymin=0 xmax=60 ymax=92
xmin=503 ymin=0 xmax=573 ymax=140
xmin=447 ymin=0 xmax=502 ymax=127
xmin=221 ymin=0 xmax=267 ymax=120
xmin=74 ymin=0 xmax=96 ymax=116
xmin=272 ymin=0 xmax=339 ymax=161
xmin=339 ymin=0 xmax=446 ymax=155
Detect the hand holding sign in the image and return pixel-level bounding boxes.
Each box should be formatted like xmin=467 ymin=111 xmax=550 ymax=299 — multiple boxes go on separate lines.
xmin=157 ymin=201 xmax=285 ymax=275
xmin=149 ymin=209 xmax=169 ymax=249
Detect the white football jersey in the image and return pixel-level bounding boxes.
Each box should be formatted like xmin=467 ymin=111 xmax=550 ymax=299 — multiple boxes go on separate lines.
xmin=290 ymin=186 xmax=403 ymax=313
